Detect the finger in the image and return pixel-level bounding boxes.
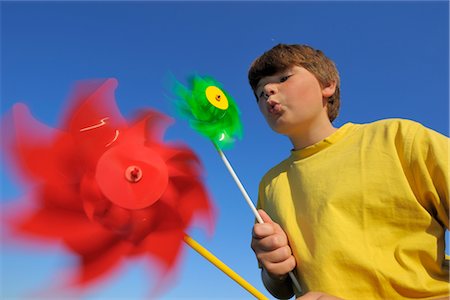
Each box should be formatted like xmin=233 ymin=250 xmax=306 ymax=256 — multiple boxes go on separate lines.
xmin=263 ymin=255 xmax=296 ymax=277
xmin=252 ymin=223 xmax=276 ymax=239
xmin=258 ymin=209 xmax=273 ymax=224
xmin=253 ymin=232 xmax=288 ymax=252
xmin=260 ymin=233 xmax=288 ymax=251
xmin=257 ymin=209 xmax=285 ymax=235
xmin=257 ymin=245 xmax=292 ymax=264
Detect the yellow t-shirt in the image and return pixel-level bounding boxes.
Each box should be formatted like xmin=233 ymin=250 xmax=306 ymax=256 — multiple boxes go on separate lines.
xmin=257 ymin=119 xmax=449 ymax=299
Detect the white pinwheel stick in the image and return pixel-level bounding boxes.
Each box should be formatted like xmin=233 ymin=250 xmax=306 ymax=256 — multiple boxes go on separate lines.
xmin=215 ymin=146 xmax=303 ymax=294
xmin=216 ymin=147 xmax=263 ymax=224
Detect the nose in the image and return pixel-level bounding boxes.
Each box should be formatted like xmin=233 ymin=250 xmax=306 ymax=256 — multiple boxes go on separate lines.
xmin=263 ymin=83 xmax=277 ymax=99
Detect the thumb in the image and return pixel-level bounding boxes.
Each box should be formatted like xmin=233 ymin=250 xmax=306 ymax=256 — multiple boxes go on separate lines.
xmin=257 ymin=209 xmax=273 ymax=224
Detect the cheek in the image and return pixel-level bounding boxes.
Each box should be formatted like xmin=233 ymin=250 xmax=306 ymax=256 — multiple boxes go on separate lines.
xmin=257 ymin=101 xmax=266 ymax=114
xmin=299 ymin=82 xmax=324 ymax=104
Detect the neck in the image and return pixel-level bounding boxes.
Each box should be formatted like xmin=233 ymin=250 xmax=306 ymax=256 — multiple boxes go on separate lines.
xmin=288 ymin=119 xmax=337 ymax=150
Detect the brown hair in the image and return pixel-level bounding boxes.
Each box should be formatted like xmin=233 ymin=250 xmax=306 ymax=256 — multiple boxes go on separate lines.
xmin=248 ymin=44 xmax=341 ymax=122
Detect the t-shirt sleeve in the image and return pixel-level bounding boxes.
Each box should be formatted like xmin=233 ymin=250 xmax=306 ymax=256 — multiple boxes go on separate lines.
xmin=257 ymin=179 xmax=265 ymax=212
xmin=408 ymin=122 xmax=449 ymax=229
xmin=255 ymin=179 xmax=266 ymax=269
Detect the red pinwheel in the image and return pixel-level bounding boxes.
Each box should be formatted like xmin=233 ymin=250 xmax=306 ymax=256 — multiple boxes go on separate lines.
xmin=2 ymin=78 xmax=215 ymax=291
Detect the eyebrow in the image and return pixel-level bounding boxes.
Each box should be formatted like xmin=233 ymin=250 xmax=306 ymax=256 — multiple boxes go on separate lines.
xmin=255 ymin=68 xmax=291 ymax=91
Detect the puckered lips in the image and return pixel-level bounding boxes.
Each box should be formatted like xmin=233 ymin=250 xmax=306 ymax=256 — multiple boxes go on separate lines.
xmin=266 ymin=98 xmax=283 ymax=115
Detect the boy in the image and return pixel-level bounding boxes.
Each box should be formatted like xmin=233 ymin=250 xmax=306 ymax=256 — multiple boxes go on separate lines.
xmin=249 ymin=44 xmax=449 ymax=299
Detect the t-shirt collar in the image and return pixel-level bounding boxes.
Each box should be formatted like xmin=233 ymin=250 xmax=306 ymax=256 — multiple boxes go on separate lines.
xmin=290 ymin=123 xmax=355 ymax=160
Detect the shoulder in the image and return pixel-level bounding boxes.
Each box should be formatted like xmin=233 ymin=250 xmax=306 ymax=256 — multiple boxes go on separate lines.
xmin=365 ymin=118 xmax=448 ymax=139
xmin=257 ymin=158 xmax=291 ymax=209
xmin=259 ymin=157 xmax=291 ymax=187
xmin=364 ymin=118 xmax=424 ymax=131
xmin=360 ymin=119 xmax=449 ymax=161
xmin=358 ymin=118 xmax=429 ymax=140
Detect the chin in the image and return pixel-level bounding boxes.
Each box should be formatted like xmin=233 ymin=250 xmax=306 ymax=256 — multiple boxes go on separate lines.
xmin=269 ymin=122 xmax=290 ymax=135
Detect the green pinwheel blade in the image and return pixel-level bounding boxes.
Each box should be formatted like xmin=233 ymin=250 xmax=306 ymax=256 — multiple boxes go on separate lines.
xmin=172 ymin=75 xmax=243 ymax=149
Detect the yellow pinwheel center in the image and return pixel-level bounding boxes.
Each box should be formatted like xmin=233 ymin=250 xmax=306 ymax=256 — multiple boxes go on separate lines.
xmin=205 ymin=86 xmax=229 ymax=110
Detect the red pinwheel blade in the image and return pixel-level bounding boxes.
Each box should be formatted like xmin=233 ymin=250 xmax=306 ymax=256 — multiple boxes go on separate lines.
xmin=127 ymin=109 xmax=174 ymax=145
xmin=2 ymin=78 xmax=216 ymax=295
xmin=16 ymin=206 xmax=94 ymax=241
xmin=167 ymin=178 xmax=216 ymax=234
xmin=63 ymin=78 xmax=128 ymax=169
xmin=2 ymin=103 xmax=76 ymax=184
xmin=76 ymin=239 xmax=133 ymax=285
xmin=144 ymin=230 xmax=185 ymax=274
xmin=134 ymin=225 xmax=185 ymax=273
xmin=63 ymin=78 xmax=127 ymax=132
xmin=164 ymin=145 xmax=204 ymax=178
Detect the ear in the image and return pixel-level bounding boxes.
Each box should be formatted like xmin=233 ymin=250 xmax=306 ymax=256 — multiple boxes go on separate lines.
xmin=322 ymin=81 xmax=337 ymax=98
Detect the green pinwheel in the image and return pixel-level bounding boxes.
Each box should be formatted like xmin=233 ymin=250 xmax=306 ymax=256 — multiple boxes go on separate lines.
xmin=172 ymin=75 xmax=242 ymax=149
xmin=171 ymin=75 xmax=302 ymax=292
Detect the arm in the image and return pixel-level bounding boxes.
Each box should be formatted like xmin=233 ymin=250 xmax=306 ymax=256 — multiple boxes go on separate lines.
xmin=251 ymin=209 xmax=296 ymax=299
xmin=409 ymin=124 xmax=449 ymax=228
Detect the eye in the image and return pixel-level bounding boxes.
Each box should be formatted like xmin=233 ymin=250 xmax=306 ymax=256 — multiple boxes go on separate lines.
xmin=255 ymin=90 xmax=265 ymax=103
xmin=280 ymin=75 xmax=292 ymax=82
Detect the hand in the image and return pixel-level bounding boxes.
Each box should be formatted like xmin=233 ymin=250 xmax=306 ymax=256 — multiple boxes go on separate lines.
xmin=251 ymin=209 xmax=296 ymax=279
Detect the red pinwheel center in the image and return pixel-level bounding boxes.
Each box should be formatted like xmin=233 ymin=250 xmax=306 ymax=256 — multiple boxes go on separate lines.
xmin=95 ymin=144 xmax=169 ymax=210
xmin=125 ymin=165 xmax=143 ymax=183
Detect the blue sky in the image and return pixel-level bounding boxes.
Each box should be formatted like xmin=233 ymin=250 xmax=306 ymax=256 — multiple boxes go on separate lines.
xmin=1 ymin=1 xmax=448 ymax=299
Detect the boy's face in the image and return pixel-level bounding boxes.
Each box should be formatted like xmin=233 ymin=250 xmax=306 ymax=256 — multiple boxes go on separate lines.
xmin=255 ymin=66 xmax=334 ymax=137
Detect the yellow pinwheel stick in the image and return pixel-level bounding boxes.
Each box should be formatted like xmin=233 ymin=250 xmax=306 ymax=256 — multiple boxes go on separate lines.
xmin=184 ymin=234 xmax=268 ymax=300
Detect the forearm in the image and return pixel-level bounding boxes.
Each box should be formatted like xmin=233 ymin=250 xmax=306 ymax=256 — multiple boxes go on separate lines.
xmin=261 ymin=267 xmax=295 ymax=299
